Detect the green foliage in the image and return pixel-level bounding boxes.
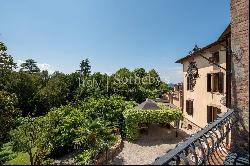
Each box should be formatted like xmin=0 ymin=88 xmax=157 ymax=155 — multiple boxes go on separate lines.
xmin=8 ymin=101 xmax=123 ymax=164
xmin=0 ymin=142 xmax=17 ymax=164
xmin=75 ymin=136 xmax=117 ymax=165
xmin=0 ymin=41 xmax=176 ymax=165
xmin=4 ymin=148 xmax=37 ymax=165
xmin=10 ymin=117 xmax=51 ymax=165
xmin=0 ymin=42 xmax=17 ymax=90
xmin=20 ymin=59 xmax=40 ymax=73
xmin=36 ymin=72 xmax=69 ymax=114
xmin=79 ymin=58 xmax=91 ymax=77
xmin=0 ymin=42 xmax=17 ymax=72
xmin=0 ymin=91 xmax=20 ymax=144
xmin=45 ymin=105 xmax=90 ymax=153
xmin=78 ymin=95 xmax=135 ymax=127
xmin=123 ymin=106 xmax=182 ymax=141
xmin=5 ymin=72 xmax=43 ymax=116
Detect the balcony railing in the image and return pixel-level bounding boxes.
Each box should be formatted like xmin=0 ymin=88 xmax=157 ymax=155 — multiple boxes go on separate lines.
xmin=152 ymin=109 xmax=237 ymax=165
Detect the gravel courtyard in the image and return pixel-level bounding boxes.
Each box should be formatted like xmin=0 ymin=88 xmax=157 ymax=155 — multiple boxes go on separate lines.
xmin=107 ymin=124 xmax=189 ymax=165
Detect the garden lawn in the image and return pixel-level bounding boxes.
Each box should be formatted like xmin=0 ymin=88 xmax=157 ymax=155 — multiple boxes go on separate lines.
xmin=4 ymin=148 xmax=36 ymax=165
xmin=4 ymin=152 xmax=30 ymax=165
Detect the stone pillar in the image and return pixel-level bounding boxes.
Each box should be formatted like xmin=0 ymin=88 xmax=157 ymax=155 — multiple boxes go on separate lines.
xmin=230 ymin=0 xmax=249 ymax=153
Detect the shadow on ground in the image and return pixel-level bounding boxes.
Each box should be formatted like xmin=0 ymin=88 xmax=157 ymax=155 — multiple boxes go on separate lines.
xmin=135 ymin=124 xmax=190 ymax=147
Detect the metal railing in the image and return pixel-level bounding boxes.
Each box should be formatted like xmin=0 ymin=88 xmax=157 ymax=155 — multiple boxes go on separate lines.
xmin=152 ymin=109 xmax=236 ymax=165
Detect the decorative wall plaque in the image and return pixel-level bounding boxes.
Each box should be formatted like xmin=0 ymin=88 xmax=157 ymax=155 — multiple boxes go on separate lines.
xmin=186 ymin=61 xmax=199 ymax=88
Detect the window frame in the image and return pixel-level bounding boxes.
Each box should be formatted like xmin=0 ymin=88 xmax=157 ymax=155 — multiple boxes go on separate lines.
xmin=207 ymin=72 xmax=224 ymax=94
xmin=207 ymin=106 xmax=222 ymax=123
xmin=186 ymin=100 xmax=194 ymax=116
xmin=187 ymin=76 xmax=193 ymax=91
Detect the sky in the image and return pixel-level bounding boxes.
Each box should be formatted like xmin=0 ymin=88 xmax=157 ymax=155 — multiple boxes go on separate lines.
xmin=0 ymin=0 xmax=230 ymax=83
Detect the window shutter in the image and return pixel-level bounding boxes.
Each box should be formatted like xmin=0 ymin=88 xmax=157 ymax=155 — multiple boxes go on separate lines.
xmin=207 ymin=74 xmax=211 ymax=92
xmin=187 ymin=77 xmax=190 ymax=90
xmin=218 ymin=72 xmax=224 ymax=93
xmin=186 ymin=100 xmax=193 ymax=116
xmin=190 ymin=101 xmax=193 ymax=116
xmin=213 ymin=52 xmax=220 ymax=63
xmin=186 ymin=100 xmax=189 ymax=114
xmin=207 ymin=106 xmax=212 ymax=123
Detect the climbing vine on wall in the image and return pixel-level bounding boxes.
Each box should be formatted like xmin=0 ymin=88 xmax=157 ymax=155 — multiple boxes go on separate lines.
xmin=123 ymin=105 xmax=182 ymax=141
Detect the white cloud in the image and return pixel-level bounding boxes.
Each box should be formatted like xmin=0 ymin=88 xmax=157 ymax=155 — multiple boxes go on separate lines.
xmin=16 ymin=60 xmax=55 ymax=74
xmin=37 ymin=63 xmax=55 ymax=74
xmin=159 ymin=67 xmax=183 ymax=84
xmin=16 ymin=59 xmax=25 ymax=67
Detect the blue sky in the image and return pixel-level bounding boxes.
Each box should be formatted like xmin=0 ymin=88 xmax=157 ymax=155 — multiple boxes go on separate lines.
xmin=0 ymin=0 xmax=230 ymax=83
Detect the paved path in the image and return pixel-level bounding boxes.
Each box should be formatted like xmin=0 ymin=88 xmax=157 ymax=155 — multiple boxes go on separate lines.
xmin=107 ymin=124 xmax=189 ymax=165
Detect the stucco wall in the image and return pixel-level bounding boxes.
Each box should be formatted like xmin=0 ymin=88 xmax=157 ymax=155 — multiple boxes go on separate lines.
xmin=182 ymin=44 xmax=228 ymax=128
xmin=172 ymin=97 xmax=181 ymax=109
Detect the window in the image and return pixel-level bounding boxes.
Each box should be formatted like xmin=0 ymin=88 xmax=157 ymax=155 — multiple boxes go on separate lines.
xmin=209 ymin=52 xmax=220 ymax=64
xmin=213 ymin=52 xmax=220 ymax=63
xmin=186 ymin=100 xmax=193 ymax=116
xmin=207 ymin=74 xmax=212 ymax=92
xmin=218 ymin=72 xmax=224 ymax=93
xmin=207 ymin=72 xmax=224 ymax=93
xmin=213 ymin=73 xmax=219 ymax=92
xmin=207 ymin=106 xmax=222 ymax=123
xmin=187 ymin=76 xmax=193 ymax=90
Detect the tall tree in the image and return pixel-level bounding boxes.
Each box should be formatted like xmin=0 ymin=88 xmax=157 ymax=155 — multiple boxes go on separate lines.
xmin=133 ymin=68 xmax=146 ymax=79
xmin=79 ymin=58 xmax=91 ymax=77
xmin=0 ymin=42 xmax=17 ymax=72
xmin=20 ymin=59 xmax=40 ymax=73
xmin=0 ymin=90 xmax=20 ymax=144
xmin=37 ymin=72 xmax=69 ymax=114
xmin=0 ymin=42 xmax=17 ymax=90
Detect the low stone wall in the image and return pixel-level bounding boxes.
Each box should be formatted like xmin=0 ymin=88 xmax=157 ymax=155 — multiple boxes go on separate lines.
xmin=180 ymin=117 xmax=201 ymax=134
xmin=91 ymin=135 xmax=123 ymax=165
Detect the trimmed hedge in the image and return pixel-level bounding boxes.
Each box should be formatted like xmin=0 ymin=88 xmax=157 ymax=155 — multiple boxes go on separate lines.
xmin=123 ymin=106 xmax=182 ymax=141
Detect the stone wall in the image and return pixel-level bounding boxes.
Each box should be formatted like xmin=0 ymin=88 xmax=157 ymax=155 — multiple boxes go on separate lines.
xmin=91 ymin=135 xmax=123 ymax=165
xmin=230 ymin=0 xmax=249 ymax=152
xmin=179 ymin=117 xmax=201 ymax=134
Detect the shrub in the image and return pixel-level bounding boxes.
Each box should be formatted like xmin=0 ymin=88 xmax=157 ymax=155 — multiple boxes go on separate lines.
xmin=0 ymin=142 xmax=17 ymax=164
xmin=77 ymin=95 xmax=136 ymax=135
xmin=75 ymin=136 xmax=117 ymax=165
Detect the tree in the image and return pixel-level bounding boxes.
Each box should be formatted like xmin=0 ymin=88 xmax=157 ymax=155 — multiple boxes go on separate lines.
xmin=66 ymin=72 xmax=81 ymax=102
xmin=11 ymin=117 xmax=54 ymax=165
xmin=133 ymin=68 xmax=146 ymax=79
xmin=0 ymin=42 xmax=17 ymax=72
xmin=79 ymin=58 xmax=91 ymax=77
xmin=0 ymin=42 xmax=17 ymax=90
xmin=0 ymin=142 xmax=17 ymax=165
xmin=20 ymin=59 xmax=40 ymax=73
xmin=6 ymin=72 xmax=43 ymax=116
xmin=0 ymin=91 xmax=20 ymax=144
xmin=36 ymin=72 xmax=69 ymax=114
